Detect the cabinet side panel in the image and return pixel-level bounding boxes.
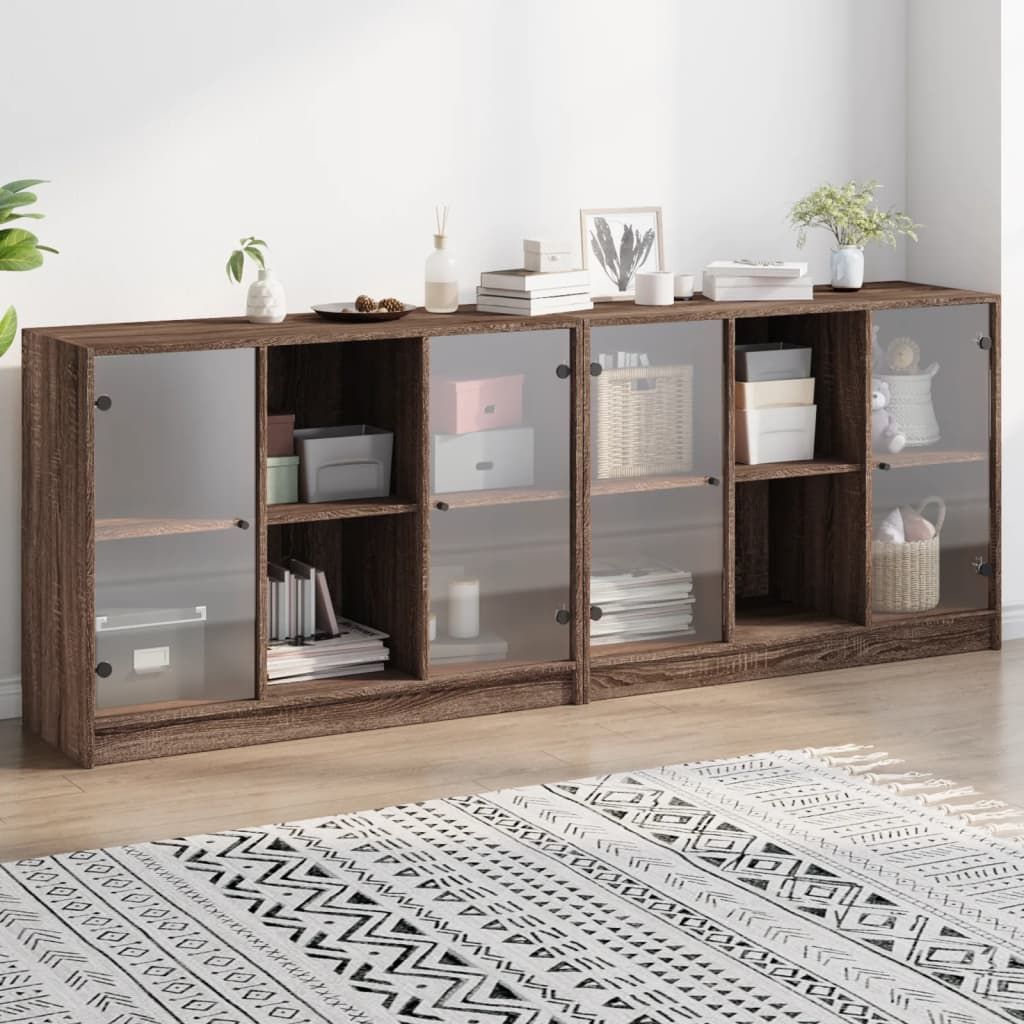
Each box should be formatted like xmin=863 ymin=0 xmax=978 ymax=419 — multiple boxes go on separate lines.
xmin=990 ymin=300 xmax=1001 ymax=641
xmin=571 ymin=322 xmax=590 ymax=703
xmin=723 ymin=320 xmax=736 ymax=641
xmin=22 ymin=334 xmax=95 ymax=765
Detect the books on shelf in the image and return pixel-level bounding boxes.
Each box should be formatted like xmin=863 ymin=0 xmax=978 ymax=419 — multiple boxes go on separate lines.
xmin=702 ymin=260 xmax=813 ymax=302
xmin=591 ymin=560 xmax=697 ymax=645
xmin=704 ymin=260 xmax=808 ymax=279
xmin=266 ymin=559 xmax=389 ymax=682
xmin=267 ymin=617 xmax=390 ymax=683
xmin=430 ymin=631 xmax=509 ymax=665
xmin=477 ymin=267 xmax=592 ymax=317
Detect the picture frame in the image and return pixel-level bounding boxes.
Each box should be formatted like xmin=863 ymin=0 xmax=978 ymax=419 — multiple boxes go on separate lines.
xmin=580 ymin=206 xmax=665 ymax=301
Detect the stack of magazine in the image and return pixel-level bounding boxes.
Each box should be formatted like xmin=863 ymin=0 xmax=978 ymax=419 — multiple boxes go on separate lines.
xmin=590 ymin=560 xmax=695 ymax=645
xmin=266 ymin=559 xmax=389 ymax=682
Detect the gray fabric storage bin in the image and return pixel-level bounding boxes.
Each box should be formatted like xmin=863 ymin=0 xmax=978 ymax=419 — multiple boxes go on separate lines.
xmin=736 ymin=343 xmax=812 ymax=381
xmin=433 ymin=426 xmax=535 ymax=493
xmin=294 ymin=425 xmax=394 ymax=502
xmin=95 ymin=606 xmax=207 ymax=709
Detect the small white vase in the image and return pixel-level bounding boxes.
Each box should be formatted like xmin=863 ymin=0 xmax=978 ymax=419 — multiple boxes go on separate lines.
xmin=246 ymin=268 xmax=287 ymax=323
xmin=831 ymin=246 xmax=865 ymax=291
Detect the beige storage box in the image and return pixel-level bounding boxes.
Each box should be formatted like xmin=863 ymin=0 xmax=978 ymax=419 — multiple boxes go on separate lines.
xmin=736 ymin=378 xmax=815 ymax=410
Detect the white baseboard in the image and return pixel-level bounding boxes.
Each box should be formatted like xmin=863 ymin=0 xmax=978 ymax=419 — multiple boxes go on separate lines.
xmin=1002 ymin=603 xmax=1024 ymax=641
xmin=0 ymin=675 xmax=21 ymax=721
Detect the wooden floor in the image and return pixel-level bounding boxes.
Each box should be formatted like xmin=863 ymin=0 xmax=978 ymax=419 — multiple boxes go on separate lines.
xmin=2 ymin=643 xmax=1023 ymax=861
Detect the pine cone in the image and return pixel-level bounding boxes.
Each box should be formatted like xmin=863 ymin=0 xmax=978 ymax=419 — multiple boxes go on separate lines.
xmin=379 ymin=297 xmax=404 ymax=313
xmin=355 ymin=294 xmax=378 ymax=312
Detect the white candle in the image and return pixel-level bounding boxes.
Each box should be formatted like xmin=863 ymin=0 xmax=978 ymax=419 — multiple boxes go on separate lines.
xmin=447 ymin=579 xmax=480 ymax=639
xmin=634 ymin=271 xmax=675 ymax=306
xmin=674 ymin=273 xmax=695 ymax=299
xmin=428 ymin=612 xmax=437 ymax=643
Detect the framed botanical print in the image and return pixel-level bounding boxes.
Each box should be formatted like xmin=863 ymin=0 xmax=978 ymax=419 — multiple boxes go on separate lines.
xmin=580 ymin=207 xmax=665 ymax=300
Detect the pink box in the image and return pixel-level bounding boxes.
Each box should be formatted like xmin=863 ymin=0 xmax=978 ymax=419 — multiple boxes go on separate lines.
xmin=432 ymin=374 xmax=525 ymax=435
xmin=267 ymin=413 xmax=295 ymax=457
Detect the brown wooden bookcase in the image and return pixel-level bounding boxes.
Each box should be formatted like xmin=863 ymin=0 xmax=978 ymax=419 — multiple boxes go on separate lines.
xmin=22 ymin=282 xmax=1001 ymax=766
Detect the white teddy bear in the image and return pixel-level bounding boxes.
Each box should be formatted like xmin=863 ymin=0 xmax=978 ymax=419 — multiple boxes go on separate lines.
xmin=871 ymin=378 xmax=906 ymax=454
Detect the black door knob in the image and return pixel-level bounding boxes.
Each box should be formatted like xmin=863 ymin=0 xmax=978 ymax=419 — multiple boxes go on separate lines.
xmin=556 ymin=364 xmax=571 ymax=379
xmin=94 ymin=395 xmax=112 ymax=411
xmin=95 ymin=662 xmax=113 ymax=678
xmin=555 ymin=608 xmax=571 ymax=625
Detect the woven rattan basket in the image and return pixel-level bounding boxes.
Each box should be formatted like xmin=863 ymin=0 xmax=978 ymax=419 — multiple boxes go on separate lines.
xmin=872 ymin=496 xmax=946 ymax=613
xmin=594 ymin=364 xmax=694 ymax=479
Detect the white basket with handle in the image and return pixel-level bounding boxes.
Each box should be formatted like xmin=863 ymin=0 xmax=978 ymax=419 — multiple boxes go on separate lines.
xmin=880 ymin=363 xmax=940 ymax=447
xmin=872 ymin=496 xmax=945 ymax=613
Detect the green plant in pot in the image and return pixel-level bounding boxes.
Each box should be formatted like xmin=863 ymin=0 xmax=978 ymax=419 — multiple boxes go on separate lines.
xmin=0 ymin=180 xmax=58 ymax=357
xmin=226 ymin=236 xmax=287 ymax=324
xmin=790 ymin=180 xmax=919 ymax=291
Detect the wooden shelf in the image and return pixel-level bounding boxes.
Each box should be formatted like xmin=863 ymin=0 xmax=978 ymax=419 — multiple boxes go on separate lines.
xmin=433 ymin=474 xmax=710 ymax=510
xmin=266 ymin=498 xmax=417 ymax=525
xmin=95 ymin=516 xmax=242 ymax=542
xmin=875 ymin=449 xmax=988 ymax=470
xmin=871 ymin=603 xmax=990 ymax=625
xmin=733 ymin=605 xmax=865 ymax=644
xmin=735 ymin=459 xmax=862 ymax=483
xmin=592 ymin=473 xmax=711 ymax=495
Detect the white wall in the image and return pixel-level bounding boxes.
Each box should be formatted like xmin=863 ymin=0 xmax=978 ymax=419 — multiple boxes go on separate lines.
xmin=907 ymin=0 xmax=1001 ymax=292
xmin=1002 ymin=0 xmax=1023 ymax=630
xmin=0 ymin=0 xmax=912 ymax=717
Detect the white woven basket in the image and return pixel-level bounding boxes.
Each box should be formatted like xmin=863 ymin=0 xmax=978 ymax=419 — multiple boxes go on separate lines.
xmin=880 ymin=365 xmax=940 ymax=447
xmin=872 ymin=496 xmax=946 ymax=613
xmin=594 ymin=364 xmax=694 ymax=479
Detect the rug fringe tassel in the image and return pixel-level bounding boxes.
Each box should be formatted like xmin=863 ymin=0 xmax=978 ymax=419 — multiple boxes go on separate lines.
xmin=803 ymin=745 xmax=1024 ymax=839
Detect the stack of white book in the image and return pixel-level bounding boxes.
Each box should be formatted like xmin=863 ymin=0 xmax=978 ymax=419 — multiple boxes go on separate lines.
xmin=702 ymin=260 xmax=812 ymax=302
xmin=591 ymin=560 xmax=696 ymax=645
xmin=268 ymin=618 xmax=390 ymax=683
xmin=476 ymin=268 xmax=592 ymax=317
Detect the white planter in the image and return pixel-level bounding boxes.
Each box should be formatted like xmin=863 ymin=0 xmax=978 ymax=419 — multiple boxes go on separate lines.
xmin=246 ymin=268 xmax=287 ymax=323
xmin=830 ymin=246 xmax=865 ymax=291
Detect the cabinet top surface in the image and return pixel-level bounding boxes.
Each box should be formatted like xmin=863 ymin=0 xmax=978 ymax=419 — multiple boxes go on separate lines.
xmin=29 ymin=281 xmax=998 ymax=355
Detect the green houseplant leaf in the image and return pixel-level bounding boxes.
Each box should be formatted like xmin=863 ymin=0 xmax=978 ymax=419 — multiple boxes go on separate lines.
xmin=0 ymin=228 xmax=45 ymax=271
xmin=0 ymin=189 xmax=38 ymax=213
xmin=1 ymin=179 xmax=46 ymax=194
xmin=0 ymin=306 xmax=15 ymax=358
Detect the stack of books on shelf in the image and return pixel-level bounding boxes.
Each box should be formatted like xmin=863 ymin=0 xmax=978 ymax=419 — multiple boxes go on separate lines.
xmin=702 ymin=260 xmax=812 ymax=302
xmin=590 ymin=560 xmax=696 ymax=645
xmin=266 ymin=559 xmax=389 ymax=682
xmin=476 ymin=268 xmax=592 ymax=317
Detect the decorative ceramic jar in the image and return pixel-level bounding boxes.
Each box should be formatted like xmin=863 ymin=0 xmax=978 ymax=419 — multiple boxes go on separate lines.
xmin=247 ymin=268 xmax=287 ymax=323
xmin=830 ymin=246 xmax=864 ymax=291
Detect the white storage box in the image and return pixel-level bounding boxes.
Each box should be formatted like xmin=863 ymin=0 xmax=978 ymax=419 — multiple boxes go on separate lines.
xmin=294 ymin=425 xmax=393 ymax=502
xmin=736 ymin=378 xmax=815 ymax=410
xmin=736 ymin=343 xmax=812 ymax=381
xmin=95 ymin=605 xmax=207 ymax=709
xmin=523 ymin=239 xmax=575 ymax=273
xmin=736 ymin=404 xmax=817 ymax=465
xmin=433 ymin=426 xmax=535 ymax=493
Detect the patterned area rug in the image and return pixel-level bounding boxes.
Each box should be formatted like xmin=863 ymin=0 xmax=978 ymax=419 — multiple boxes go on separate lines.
xmin=2 ymin=746 xmax=1023 ymax=1023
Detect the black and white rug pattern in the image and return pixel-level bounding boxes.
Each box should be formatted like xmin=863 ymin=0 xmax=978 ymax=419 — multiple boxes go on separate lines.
xmin=3 ymin=746 xmax=1024 ymax=1023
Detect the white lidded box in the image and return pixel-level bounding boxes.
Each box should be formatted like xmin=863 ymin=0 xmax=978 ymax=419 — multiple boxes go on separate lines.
xmin=433 ymin=426 xmax=535 ymax=493
xmin=736 ymin=405 xmax=817 ymax=464
xmin=294 ymin=425 xmax=393 ymax=502
xmin=523 ymin=239 xmax=575 ymax=273
xmin=735 ymin=378 xmax=815 ymax=410
xmin=95 ymin=605 xmax=207 ymax=709
xmin=735 ymin=343 xmax=812 ymax=381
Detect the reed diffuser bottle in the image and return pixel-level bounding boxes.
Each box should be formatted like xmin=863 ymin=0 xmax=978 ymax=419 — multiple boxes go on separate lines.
xmin=425 ymin=205 xmax=458 ymax=313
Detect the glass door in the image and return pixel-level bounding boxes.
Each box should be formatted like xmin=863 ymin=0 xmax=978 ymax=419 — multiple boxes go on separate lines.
xmin=590 ymin=321 xmax=724 ymax=654
xmin=93 ymin=349 xmax=256 ymax=709
xmin=429 ymin=330 xmax=571 ymax=670
xmin=871 ymin=304 xmax=993 ymax=619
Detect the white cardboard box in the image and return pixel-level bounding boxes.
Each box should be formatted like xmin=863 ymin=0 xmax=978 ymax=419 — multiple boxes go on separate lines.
xmin=736 ymin=405 xmax=817 ymax=464
xmin=433 ymin=426 xmax=535 ymax=493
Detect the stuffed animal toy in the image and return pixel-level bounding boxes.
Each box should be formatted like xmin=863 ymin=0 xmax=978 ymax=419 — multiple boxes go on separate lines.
xmin=871 ymin=378 xmax=907 ymax=453
xmin=875 ymin=507 xmax=905 ymax=543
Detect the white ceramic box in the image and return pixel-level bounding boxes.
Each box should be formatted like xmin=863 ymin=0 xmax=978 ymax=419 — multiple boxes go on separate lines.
xmin=433 ymin=426 xmax=535 ymax=493
xmin=735 ymin=378 xmax=815 ymax=410
xmin=523 ymin=239 xmax=575 ymax=273
xmin=267 ymin=455 xmax=299 ymax=504
xmin=736 ymin=404 xmax=817 ymax=464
